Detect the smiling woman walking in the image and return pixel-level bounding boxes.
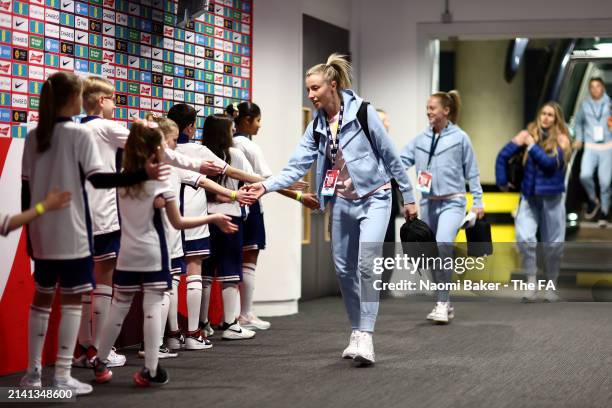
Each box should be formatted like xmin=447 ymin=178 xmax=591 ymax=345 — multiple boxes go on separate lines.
xmin=244 ymin=54 xmax=417 ymax=366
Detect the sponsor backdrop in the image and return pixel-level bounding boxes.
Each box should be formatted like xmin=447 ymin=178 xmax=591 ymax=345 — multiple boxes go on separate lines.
xmin=0 ymin=0 xmax=253 ymax=375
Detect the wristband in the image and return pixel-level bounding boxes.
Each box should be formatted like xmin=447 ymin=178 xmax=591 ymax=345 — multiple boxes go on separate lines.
xmin=230 ymin=191 xmax=237 ymax=201
xmin=296 ymin=191 xmax=303 ymax=202
xmin=35 ymin=202 xmax=45 ymax=215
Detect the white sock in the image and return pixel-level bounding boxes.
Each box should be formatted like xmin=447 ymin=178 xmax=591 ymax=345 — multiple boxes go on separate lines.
xmin=200 ymin=280 xmax=212 ymax=324
xmin=27 ymin=305 xmax=51 ymax=376
xmin=168 ymin=276 xmax=180 ymax=332
xmin=222 ymin=284 xmax=239 ymax=325
xmin=77 ymin=294 xmax=92 ymax=347
xmin=91 ymin=284 xmax=112 ymax=347
xmin=240 ymin=263 xmax=256 ymax=317
xmin=143 ymin=289 xmax=163 ymax=377
xmin=96 ymin=291 xmax=133 ymax=361
xmin=186 ymin=275 xmax=202 ymax=332
xmin=160 ymin=290 xmax=170 ymax=342
xmin=54 ymin=304 xmax=82 ymax=381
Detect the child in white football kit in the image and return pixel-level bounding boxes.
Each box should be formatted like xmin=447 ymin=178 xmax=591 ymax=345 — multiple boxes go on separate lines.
xmin=74 ymin=77 xmax=226 ymax=366
xmin=139 ymin=114 xmax=256 ymax=356
xmin=167 ymin=104 xmax=265 ymax=347
xmin=226 ymin=102 xmax=272 ymax=331
xmin=92 ymin=121 xmax=238 ymax=387
xmin=19 ymin=72 xmax=167 ymax=395
xmin=201 ymin=114 xmax=258 ymax=340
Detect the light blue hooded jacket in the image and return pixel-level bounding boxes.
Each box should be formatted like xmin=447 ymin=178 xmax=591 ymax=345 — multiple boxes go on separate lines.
xmin=262 ymin=89 xmax=415 ymax=210
xmin=574 ymin=93 xmax=612 ymax=144
xmin=400 ymin=123 xmax=484 ymax=208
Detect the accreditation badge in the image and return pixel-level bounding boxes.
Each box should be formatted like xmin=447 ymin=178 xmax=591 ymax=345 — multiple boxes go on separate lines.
xmin=417 ymin=170 xmax=433 ymax=194
xmin=321 ymin=169 xmax=340 ymax=196
xmin=593 ymin=125 xmax=604 ymax=143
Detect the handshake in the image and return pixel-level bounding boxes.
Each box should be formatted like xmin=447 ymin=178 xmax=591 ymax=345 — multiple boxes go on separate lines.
xmin=240 ymin=181 xmax=320 ymax=210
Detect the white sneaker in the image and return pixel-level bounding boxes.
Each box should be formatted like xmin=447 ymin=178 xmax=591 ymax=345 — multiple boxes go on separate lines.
xmin=428 ymin=302 xmax=450 ymax=324
xmin=19 ymin=371 xmax=42 ymax=388
xmin=222 ymin=321 xmax=255 ymax=340
xmin=522 ymin=289 xmax=537 ymax=302
xmin=428 ymin=304 xmax=455 ymax=320
xmin=353 ymin=332 xmax=375 ymax=366
xmin=341 ymin=330 xmax=360 ymax=359
xmin=107 ymin=347 xmax=126 ymax=368
xmin=184 ymin=330 xmax=213 ymax=350
xmin=138 ymin=344 xmax=179 ymax=359
xmin=239 ymin=314 xmax=271 ymax=331
xmin=53 ymin=376 xmax=93 ymax=396
xmin=166 ymin=331 xmax=185 ymax=350
xmin=544 ymin=290 xmax=560 ymax=303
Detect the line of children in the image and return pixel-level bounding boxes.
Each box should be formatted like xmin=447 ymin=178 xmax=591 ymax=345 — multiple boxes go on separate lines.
xmin=74 ymin=77 xmax=228 ymax=368
xmin=19 ymin=72 xmax=169 ymax=395
xmin=91 ymin=120 xmax=238 ymax=386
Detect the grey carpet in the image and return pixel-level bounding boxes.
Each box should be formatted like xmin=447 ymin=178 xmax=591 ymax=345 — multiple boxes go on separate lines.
xmin=2 ymin=296 xmax=612 ymax=408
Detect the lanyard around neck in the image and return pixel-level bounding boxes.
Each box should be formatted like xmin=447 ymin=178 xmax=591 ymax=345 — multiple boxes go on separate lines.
xmin=325 ymin=102 xmax=344 ymax=166
xmin=590 ymin=99 xmax=606 ymax=122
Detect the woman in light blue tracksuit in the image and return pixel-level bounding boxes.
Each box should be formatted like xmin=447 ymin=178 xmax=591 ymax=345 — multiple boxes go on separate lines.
xmin=400 ymin=91 xmax=484 ymax=324
xmin=496 ymin=102 xmax=572 ymax=302
xmin=574 ymin=77 xmax=612 ymax=226
xmin=246 ymin=54 xmax=417 ymax=366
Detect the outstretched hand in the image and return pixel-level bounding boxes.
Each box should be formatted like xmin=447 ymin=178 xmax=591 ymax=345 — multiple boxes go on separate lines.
xmin=212 ymin=213 xmax=239 ymax=234
xmin=301 ymin=193 xmax=319 ymax=210
xmin=43 ymin=187 xmax=72 ymax=211
xmin=240 ymin=182 xmax=266 ymax=200
xmin=200 ymin=160 xmax=225 ymax=176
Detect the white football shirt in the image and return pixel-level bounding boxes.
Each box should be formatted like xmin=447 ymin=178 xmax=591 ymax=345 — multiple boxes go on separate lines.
xmin=116 ymin=178 xmax=176 ymax=272
xmin=22 ymin=121 xmax=104 ymax=259
xmin=207 ymin=147 xmax=253 ymax=217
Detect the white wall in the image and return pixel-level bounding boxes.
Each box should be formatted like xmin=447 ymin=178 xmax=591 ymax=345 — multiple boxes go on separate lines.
xmin=251 ymin=0 xmax=303 ymax=316
xmin=302 ymin=0 xmax=351 ymax=30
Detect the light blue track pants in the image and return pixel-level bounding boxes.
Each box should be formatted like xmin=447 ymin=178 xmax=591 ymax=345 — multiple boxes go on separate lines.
xmin=515 ymin=194 xmax=565 ymax=283
xmin=420 ymin=196 xmax=467 ymax=302
xmin=330 ymin=189 xmax=391 ymax=332
xmin=580 ymin=147 xmax=612 ymax=215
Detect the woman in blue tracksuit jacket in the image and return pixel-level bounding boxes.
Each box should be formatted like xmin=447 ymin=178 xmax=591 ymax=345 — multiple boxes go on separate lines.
xmin=574 ymin=77 xmax=612 ymax=226
xmin=246 ymin=54 xmax=417 ymax=366
xmin=496 ymin=101 xmax=571 ymax=302
xmin=400 ymin=91 xmax=484 ymax=324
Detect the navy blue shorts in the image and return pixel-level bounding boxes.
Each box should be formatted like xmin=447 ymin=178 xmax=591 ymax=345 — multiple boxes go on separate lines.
xmin=183 ymin=237 xmax=211 ymax=258
xmin=243 ymin=202 xmax=266 ymax=251
xmin=170 ymin=257 xmax=186 ymax=275
xmin=113 ymin=270 xmax=172 ymax=292
xmin=203 ymin=216 xmax=243 ymax=283
xmin=34 ymin=257 xmax=95 ymax=295
xmin=93 ymin=230 xmax=121 ymax=262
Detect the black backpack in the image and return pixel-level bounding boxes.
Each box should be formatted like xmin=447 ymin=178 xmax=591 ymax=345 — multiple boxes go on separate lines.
xmin=400 ymin=218 xmax=439 ymax=259
xmin=311 ymin=101 xmax=375 ymax=153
